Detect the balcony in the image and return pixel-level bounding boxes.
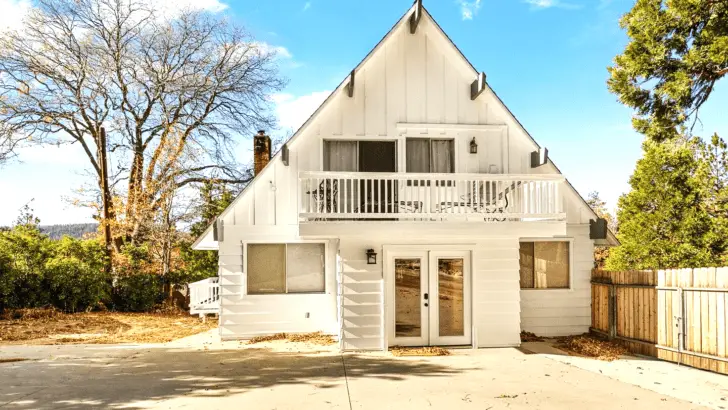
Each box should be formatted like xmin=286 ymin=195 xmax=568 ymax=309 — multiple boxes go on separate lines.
xmin=299 ymin=171 xmax=565 ymax=223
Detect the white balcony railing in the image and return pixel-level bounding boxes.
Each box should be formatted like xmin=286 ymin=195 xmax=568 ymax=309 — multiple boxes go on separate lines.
xmin=299 ymin=171 xmax=565 ymax=222
xmin=189 ymin=277 xmax=220 ymax=317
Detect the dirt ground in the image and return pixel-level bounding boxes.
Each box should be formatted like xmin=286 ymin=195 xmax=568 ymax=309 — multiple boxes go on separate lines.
xmin=0 ymin=309 xmax=215 ymax=345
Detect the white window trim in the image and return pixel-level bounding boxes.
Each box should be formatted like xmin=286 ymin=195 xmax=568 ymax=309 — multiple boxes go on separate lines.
xmin=518 ymin=237 xmax=574 ymax=292
xmin=320 ymin=135 xmax=461 ymax=174
xmin=243 ymin=240 xmax=328 ymax=295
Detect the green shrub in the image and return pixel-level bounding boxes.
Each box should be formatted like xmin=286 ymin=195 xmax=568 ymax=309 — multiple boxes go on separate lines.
xmin=112 ymin=273 xmax=164 ymax=312
xmin=0 ymin=225 xmax=52 ymax=310
xmin=44 ymin=237 xmax=110 ymax=312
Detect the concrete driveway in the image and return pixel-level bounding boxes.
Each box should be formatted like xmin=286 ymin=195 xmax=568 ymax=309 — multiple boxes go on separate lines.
xmin=0 ymin=332 xmax=724 ymax=409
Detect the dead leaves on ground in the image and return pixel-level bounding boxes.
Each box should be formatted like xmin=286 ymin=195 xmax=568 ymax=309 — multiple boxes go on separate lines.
xmin=0 ymin=308 xmax=215 ymax=345
xmin=520 ymin=331 xmax=544 ymax=342
xmin=556 ymin=334 xmax=628 ymax=361
xmin=390 ymin=346 xmax=451 ymax=357
xmin=247 ymin=331 xmax=336 ymax=346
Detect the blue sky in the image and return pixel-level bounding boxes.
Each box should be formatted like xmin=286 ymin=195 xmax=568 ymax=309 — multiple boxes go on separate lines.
xmin=1 ymin=0 xmax=727 ymax=225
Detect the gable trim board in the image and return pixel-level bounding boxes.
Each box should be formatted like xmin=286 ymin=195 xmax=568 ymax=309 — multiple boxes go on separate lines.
xmin=191 ymin=3 xmax=616 ymax=250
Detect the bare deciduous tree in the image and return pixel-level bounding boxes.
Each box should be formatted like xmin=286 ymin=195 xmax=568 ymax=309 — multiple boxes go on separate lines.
xmin=0 ymin=0 xmax=284 ymax=245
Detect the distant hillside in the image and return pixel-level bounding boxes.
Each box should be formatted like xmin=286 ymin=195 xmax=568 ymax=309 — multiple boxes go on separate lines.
xmin=40 ymin=223 xmax=99 ymax=240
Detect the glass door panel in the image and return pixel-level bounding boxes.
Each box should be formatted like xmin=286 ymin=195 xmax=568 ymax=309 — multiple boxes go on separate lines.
xmin=437 ymin=258 xmax=465 ymax=337
xmin=429 ymin=251 xmax=471 ymax=346
xmin=389 ymin=251 xmax=428 ymax=347
xmin=394 ymin=258 xmax=422 ymax=338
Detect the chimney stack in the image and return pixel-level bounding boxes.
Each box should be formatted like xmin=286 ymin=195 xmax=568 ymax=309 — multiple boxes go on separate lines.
xmin=253 ymin=130 xmax=271 ymax=175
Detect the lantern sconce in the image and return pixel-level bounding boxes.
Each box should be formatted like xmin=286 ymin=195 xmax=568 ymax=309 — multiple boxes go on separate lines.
xmin=366 ymin=248 xmax=377 ymax=265
xmin=469 ymin=137 xmax=478 ymax=154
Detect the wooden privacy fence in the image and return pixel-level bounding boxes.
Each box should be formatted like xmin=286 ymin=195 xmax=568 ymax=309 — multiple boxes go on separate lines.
xmin=591 ymin=268 xmax=728 ymax=375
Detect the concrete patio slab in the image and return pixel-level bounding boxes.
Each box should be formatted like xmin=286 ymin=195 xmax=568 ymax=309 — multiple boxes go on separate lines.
xmin=0 ymin=336 xmax=721 ymax=409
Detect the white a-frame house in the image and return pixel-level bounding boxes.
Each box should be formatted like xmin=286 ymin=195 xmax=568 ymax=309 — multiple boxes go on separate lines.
xmin=193 ymin=1 xmax=617 ymax=350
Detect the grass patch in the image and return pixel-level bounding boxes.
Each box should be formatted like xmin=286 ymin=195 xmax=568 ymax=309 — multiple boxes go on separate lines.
xmin=520 ymin=331 xmax=544 ymax=342
xmin=390 ymin=346 xmax=451 ymax=357
xmin=556 ymin=334 xmax=629 ymax=361
xmin=247 ymin=331 xmax=336 ymax=345
xmin=0 ymin=308 xmax=216 ymax=345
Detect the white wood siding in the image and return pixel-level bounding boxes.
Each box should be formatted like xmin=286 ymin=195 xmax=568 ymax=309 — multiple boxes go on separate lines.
xmin=519 ymin=225 xmax=595 ymax=337
xmin=206 ymin=6 xmax=601 ymax=345
xmin=216 ymin=231 xmax=339 ymax=340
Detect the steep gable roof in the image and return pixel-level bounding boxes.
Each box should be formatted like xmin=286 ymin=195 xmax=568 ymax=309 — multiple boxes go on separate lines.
xmin=193 ymin=1 xmax=618 ymax=249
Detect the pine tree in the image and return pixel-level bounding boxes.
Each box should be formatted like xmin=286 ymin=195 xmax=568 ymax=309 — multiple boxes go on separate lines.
xmin=586 ymin=191 xmax=616 ymax=269
xmin=608 ymin=0 xmax=728 ymax=142
xmin=606 ymin=139 xmax=728 ymax=270
xmin=176 ymin=182 xmax=235 ymax=282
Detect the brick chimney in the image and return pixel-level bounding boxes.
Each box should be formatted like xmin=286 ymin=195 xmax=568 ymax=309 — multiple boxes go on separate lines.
xmin=253 ymin=130 xmax=271 ymax=175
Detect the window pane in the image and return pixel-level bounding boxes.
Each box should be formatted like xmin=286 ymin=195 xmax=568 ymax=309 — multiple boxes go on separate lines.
xmin=431 ymin=140 xmax=454 ymax=173
xmin=286 ymin=244 xmax=325 ymax=293
xmin=519 ymin=242 xmax=535 ymax=289
xmin=395 ymin=258 xmax=422 ymax=337
xmin=406 ymin=138 xmax=430 ymax=173
xmin=324 ymin=141 xmax=358 ymax=172
xmin=438 ymin=258 xmax=464 ymax=337
xmin=247 ymin=244 xmax=286 ymax=294
xmin=534 ymin=242 xmax=569 ymax=289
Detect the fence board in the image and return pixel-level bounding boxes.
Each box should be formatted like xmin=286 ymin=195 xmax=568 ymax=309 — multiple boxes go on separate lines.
xmin=591 ymin=268 xmax=728 ymax=376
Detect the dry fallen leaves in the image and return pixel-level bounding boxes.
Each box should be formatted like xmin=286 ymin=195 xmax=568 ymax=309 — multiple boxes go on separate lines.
xmin=247 ymin=331 xmax=336 ymax=345
xmin=556 ymin=334 xmax=629 ymax=361
xmin=390 ymin=346 xmax=451 ymax=357
xmin=520 ymin=331 xmax=544 ymax=342
xmin=0 ymin=308 xmax=216 ymax=345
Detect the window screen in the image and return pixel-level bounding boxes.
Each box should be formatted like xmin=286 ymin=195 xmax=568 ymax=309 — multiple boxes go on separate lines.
xmin=286 ymin=244 xmax=325 ymax=293
xmin=247 ymin=243 xmax=325 ymax=294
xmin=247 ymin=244 xmax=286 ymax=294
xmin=519 ymin=241 xmax=569 ymax=289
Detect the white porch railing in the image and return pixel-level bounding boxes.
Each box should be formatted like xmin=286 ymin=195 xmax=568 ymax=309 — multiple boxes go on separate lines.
xmin=299 ymin=171 xmax=565 ymax=222
xmin=189 ymin=277 xmax=220 ymax=317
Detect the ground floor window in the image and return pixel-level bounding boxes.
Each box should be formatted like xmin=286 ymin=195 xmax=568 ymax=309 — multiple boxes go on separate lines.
xmin=246 ymin=243 xmax=325 ymax=294
xmin=519 ymin=241 xmax=570 ymax=289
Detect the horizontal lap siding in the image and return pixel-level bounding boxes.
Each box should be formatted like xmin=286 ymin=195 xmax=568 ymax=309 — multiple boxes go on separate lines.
xmin=519 ymin=225 xmax=594 ymax=337
xmin=340 ymin=244 xmax=383 ymax=351
xmin=217 ymin=230 xmax=339 ymax=340
xmin=474 ymin=239 xmax=521 ymax=347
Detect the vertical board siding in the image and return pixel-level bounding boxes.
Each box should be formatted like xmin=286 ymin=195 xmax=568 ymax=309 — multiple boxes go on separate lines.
xmin=209 ymin=9 xmax=602 ymax=344
xmin=591 ymin=268 xmax=728 ymax=375
xmin=219 ymin=9 xmax=594 ymax=232
xmin=520 ymin=225 xmax=594 ymax=337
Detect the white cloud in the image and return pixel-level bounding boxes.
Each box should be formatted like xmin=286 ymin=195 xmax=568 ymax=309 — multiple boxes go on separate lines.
xmin=273 ymin=91 xmax=331 ymax=131
xmin=154 ymin=0 xmax=228 ymax=17
xmin=252 ymin=42 xmax=293 ymax=60
xmin=0 ymin=0 xmax=30 ymax=32
xmin=303 ymin=2 xmax=312 ymax=11
xmin=524 ymin=0 xmax=583 ymax=10
xmin=457 ymin=0 xmax=481 ymax=20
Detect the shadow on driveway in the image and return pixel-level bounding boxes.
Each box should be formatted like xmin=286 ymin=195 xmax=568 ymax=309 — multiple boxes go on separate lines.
xmin=1 ymin=347 xmax=462 ymax=409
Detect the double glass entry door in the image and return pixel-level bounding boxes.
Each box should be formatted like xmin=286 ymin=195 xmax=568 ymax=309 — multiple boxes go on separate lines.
xmin=387 ymin=250 xmax=471 ymax=346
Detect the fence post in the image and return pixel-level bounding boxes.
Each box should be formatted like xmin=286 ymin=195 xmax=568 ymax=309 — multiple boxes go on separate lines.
xmin=608 ymin=283 xmax=616 ymax=340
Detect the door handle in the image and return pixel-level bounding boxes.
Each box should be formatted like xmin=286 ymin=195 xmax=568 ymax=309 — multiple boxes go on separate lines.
xmin=424 ymin=292 xmax=429 ymax=307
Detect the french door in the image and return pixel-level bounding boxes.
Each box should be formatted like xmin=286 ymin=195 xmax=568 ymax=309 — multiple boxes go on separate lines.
xmin=386 ymin=249 xmax=471 ymax=346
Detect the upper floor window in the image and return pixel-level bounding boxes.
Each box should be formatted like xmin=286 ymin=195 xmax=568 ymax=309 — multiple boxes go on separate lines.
xmin=406 ymin=138 xmax=454 ymax=173
xmin=519 ymin=241 xmax=570 ymax=289
xmin=324 ymin=140 xmax=396 ymax=173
